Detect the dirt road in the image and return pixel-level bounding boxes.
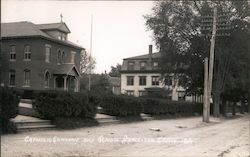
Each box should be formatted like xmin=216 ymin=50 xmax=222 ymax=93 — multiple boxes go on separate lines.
xmin=1 ymin=115 xmax=249 ymax=157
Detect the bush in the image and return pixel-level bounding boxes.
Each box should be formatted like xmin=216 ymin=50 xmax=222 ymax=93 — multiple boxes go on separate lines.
xmin=33 ymin=91 xmax=98 ymax=120
xmin=101 ymin=95 xmax=144 ymax=117
xmin=143 ymin=98 xmax=203 ymax=116
xmin=0 ymin=87 xmax=19 ymax=133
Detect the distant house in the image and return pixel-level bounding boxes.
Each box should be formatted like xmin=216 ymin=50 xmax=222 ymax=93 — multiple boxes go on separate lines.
xmin=120 ymin=45 xmax=188 ymax=101
xmin=0 ymin=21 xmax=84 ymax=92
xmin=108 ymin=76 xmax=121 ymax=95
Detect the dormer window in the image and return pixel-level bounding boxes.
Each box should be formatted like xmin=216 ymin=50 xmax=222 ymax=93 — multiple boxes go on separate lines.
xmin=128 ymin=61 xmax=134 ymax=70
xmin=140 ymin=61 xmax=146 ymax=70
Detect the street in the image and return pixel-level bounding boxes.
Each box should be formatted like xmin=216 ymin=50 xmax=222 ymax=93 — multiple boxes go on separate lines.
xmin=1 ymin=115 xmax=249 ymax=157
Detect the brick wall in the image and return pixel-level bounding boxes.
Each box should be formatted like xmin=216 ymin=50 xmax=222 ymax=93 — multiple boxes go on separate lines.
xmin=1 ymin=37 xmax=81 ymax=91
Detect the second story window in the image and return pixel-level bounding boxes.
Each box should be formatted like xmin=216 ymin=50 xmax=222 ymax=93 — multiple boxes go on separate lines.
xmin=153 ymin=61 xmax=159 ymax=69
xmin=24 ymin=69 xmax=31 ymax=86
xmin=58 ymin=50 xmax=62 ymax=64
xmin=140 ymin=61 xmax=146 ymax=70
xmin=62 ymin=51 xmax=65 ymax=63
xmin=10 ymin=45 xmax=16 ymax=61
xmin=24 ymin=45 xmax=31 ymax=61
xmin=139 ymin=76 xmax=146 ymax=86
xmin=71 ymin=51 xmax=76 ymax=63
xmin=127 ymin=76 xmax=134 ymax=86
xmin=45 ymin=44 xmax=51 ymax=63
xmin=9 ymin=70 xmax=15 ymax=86
xmin=152 ymin=76 xmax=160 ymax=86
xmin=128 ymin=62 xmax=134 ymax=70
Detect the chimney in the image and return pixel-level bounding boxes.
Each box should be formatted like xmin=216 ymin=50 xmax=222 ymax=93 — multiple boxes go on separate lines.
xmin=148 ymin=45 xmax=153 ymax=67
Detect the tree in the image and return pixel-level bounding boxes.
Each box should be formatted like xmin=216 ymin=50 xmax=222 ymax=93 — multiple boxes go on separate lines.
xmin=80 ymin=50 xmax=96 ymax=75
xmin=145 ymin=1 xmax=250 ymax=116
xmin=109 ymin=64 xmax=121 ymax=77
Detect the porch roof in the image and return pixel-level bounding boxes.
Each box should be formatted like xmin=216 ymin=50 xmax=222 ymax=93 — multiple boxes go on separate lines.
xmin=53 ymin=64 xmax=80 ymax=76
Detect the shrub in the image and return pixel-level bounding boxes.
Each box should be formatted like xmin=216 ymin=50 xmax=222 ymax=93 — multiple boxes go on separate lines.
xmin=101 ymin=95 xmax=144 ymax=117
xmin=143 ymin=98 xmax=203 ymax=116
xmin=33 ymin=91 xmax=97 ymax=120
xmin=0 ymin=87 xmax=19 ymax=133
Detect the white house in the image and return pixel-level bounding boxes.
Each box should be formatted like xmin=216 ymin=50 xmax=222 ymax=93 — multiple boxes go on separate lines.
xmin=120 ymin=45 xmax=188 ymax=101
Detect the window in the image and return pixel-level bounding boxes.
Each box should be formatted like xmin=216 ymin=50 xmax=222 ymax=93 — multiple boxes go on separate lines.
xmin=152 ymin=76 xmax=160 ymax=86
xmin=126 ymin=90 xmax=134 ymax=96
xmin=24 ymin=69 xmax=31 ymax=86
xmin=45 ymin=45 xmax=51 ymax=63
xmin=71 ymin=51 xmax=76 ymax=63
xmin=165 ymin=76 xmax=172 ymax=86
xmin=24 ymin=45 xmax=31 ymax=60
xmin=178 ymin=91 xmax=185 ymax=100
xmin=139 ymin=76 xmax=147 ymax=86
xmin=140 ymin=61 xmax=146 ymax=70
xmin=10 ymin=45 xmax=16 ymax=61
xmin=139 ymin=91 xmax=147 ymax=97
xmin=62 ymin=33 xmax=66 ymax=41
xmin=128 ymin=62 xmax=134 ymax=70
xmin=44 ymin=71 xmax=50 ymax=88
xmin=127 ymin=76 xmax=134 ymax=86
xmin=153 ymin=61 xmax=159 ymax=69
xmin=58 ymin=50 xmax=62 ymax=64
xmin=62 ymin=51 xmax=65 ymax=63
xmin=9 ymin=70 xmax=15 ymax=86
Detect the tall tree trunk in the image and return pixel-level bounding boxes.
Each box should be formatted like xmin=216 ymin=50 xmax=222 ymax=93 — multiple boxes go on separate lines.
xmin=222 ymin=98 xmax=227 ymax=117
xmin=232 ymin=102 xmax=236 ymax=116
xmin=213 ymin=90 xmax=220 ymax=117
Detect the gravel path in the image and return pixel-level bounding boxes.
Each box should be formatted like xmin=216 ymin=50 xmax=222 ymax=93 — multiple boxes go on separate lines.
xmin=1 ymin=115 xmax=249 ymax=157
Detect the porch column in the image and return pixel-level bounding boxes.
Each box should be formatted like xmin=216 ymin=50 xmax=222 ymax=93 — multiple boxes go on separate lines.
xmin=63 ymin=76 xmax=67 ymax=91
xmin=54 ymin=76 xmax=57 ymax=89
xmin=75 ymin=77 xmax=79 ymax=92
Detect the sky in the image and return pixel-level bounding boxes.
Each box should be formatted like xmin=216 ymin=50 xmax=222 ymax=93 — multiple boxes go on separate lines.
xmin=2 ymin=0 xmax=158 ymax=74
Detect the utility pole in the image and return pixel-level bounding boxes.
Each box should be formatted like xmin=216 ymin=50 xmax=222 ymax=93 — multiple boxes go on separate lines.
xmin=207 ymin=6 xmax=217 ymax=119
xmin=203 ymin=57 xmax=209 ymax=122
xmin=88 ymin=15 xmax=93 ymax=91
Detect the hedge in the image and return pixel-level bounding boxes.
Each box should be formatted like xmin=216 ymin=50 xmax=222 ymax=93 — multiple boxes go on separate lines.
xmin=100 ymin=94 xmax=202 ymax=117
xmin=101 ymin=95 xmax=144 ymax=117
xmin=0 ymin=87 xmax=19 ymax=133
xmin=143 ymin=98 xmax=203 ymax=116
xmin=33 ymin=91 xmax=98 ymax=120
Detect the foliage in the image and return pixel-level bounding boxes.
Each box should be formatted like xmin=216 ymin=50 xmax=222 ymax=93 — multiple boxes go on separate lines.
xmin=143 ymin=98 xmax=202 ymax=116
xmin=80 ymin=50 xmax=96 ymax=74
xmin=100 ymin=94 xmax=202 ymax=117
xmin=0 ymin=87 xmax=19 ymax=133
xmin=109 ymin=63 xmax=122 ymax=77
xmin=145 ymin=1 xmax=250 ymax=116
xmin=101 ymin=95 xmax=144 ymax=117
xmin=33 ymin=91 xmax=97 ymax=120
xmin=80 ymin=73 xmax=113 ymax=95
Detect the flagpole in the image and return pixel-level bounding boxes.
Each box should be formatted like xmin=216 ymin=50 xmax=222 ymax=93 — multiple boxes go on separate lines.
xmin=88 ymin=15 xmax=93 ymax=91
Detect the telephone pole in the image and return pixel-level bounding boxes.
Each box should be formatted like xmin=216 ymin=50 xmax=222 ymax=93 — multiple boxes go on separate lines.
xmin=203 ymin=57 xmax=209 ymax=122
xmin=88 ymin=15 xmax=93 ymax=91
xmin=207 ymin=6 xmax=217 ymax=120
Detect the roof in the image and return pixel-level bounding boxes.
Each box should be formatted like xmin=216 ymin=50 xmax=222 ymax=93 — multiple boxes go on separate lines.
xmin=1 ymin=21 xmax=51 ymax=38
xmin=37 ymin=22 xmax=71 ymax=33
xmin=124 ymin=52 xmax=161 ymax=60
xmin=53 ymin=64 xmax=80 ymax=76
xmin=1 ymin=21 xmax=83 ymax=49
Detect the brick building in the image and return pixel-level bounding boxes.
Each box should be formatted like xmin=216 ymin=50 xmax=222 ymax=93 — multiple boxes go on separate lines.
xmin=0 ymin=21 xmax=84 ymax=92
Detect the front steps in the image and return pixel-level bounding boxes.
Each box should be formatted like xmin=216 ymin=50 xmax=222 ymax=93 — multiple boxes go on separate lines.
xmin=12 ymin=115 xmax=56 ymax=132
